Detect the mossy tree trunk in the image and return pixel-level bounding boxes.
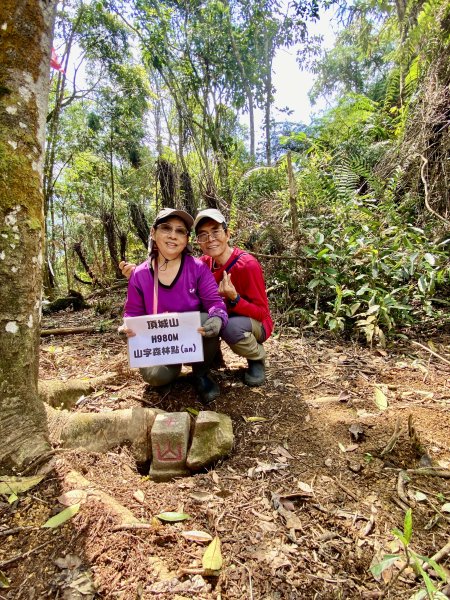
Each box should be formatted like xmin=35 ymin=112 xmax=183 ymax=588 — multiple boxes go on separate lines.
xmin=0 ymin=0 xmax=57 ymax=472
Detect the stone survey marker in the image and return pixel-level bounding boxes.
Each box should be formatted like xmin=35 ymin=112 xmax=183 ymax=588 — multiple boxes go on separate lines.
xmin=150 ymin=411 xmax=234 ymax=481
xmin=150 ymin=412 xmax=191 ymax=480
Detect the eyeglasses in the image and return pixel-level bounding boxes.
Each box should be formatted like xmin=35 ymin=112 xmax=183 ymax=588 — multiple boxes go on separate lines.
xmin=196 ymin=228 xmax=224 ymax=244
xmin=156 ymin=223 xmax=189 ymax=237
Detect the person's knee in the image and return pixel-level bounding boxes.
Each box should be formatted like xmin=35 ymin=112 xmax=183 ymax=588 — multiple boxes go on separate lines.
xmin=221 ymin=319 xmax=249 ymax=345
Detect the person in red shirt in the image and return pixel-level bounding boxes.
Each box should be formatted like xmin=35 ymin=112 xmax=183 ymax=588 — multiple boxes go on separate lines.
xmin=120 ymin=208 xmax=273 ymax=386
xmin=193 ymin=209 xmax=273 ymax=386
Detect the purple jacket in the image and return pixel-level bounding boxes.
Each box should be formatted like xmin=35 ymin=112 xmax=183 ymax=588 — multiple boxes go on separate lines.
xmin=124 ymin=254 xmax=228 ymax=327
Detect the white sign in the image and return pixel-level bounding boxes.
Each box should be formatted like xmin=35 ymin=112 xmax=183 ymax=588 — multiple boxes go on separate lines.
xmin=124 ymin=311 xmax=204 ymax=368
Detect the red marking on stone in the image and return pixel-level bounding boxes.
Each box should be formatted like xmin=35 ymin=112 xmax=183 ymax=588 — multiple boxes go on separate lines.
xmin=155 ymin=442 xmax=183 ymax=461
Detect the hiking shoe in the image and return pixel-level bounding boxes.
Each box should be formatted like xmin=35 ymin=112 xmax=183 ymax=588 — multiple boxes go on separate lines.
xmin=244 ymin=360 xmax=265 ymax=386
xmin=194 ymin=374 xmax=220 ymax=404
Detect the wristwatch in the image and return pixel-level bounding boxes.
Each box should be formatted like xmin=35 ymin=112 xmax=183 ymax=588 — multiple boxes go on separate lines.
xmin=229 ymin=294 xmax=241 ymax=307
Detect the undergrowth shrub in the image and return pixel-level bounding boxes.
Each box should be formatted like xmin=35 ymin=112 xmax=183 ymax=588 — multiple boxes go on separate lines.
xmin=269 ymin=194 xmax=450 ymax=344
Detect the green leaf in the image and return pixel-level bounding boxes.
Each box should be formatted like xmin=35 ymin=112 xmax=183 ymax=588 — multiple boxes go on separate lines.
xmin=366 ymin=304 xmax=380 ymax=315
xmin=155 ymin=511 xmax=191 ymax=523
xmin=349 ymin=302 xmax=361 ymax=316
xmin=419 ymin=557 xmax=448 ymax=582
xmin=42 ymin=504 xmax=80 ymax=528
xmin=0 ymin=570 xmax=10 ymax=588
xmin=202 ymin=535 xmax=223 ymax=571
xmin=308 ymin=279 xmax=321 ymax=290
xmin=316 ymin=248 xmax=329 ymax=258
xmin=329 ymin=318 xmax=338 ymax=330
xmin=418 ymin=275 xmax=427 ymax=293
xmin=392 ymin=527 xmax=408 ymax=546
xmin=7 ymin=493 xmax=18 ymax=504
xmin=403 ymin=508 xmax=412 ymax=544
xmin=184 ymin=407 xmax=199 ymax=416
xmin=370 ymin=554 xmax=400 ymax=578
xmin=0 ymin=475 xmax=44 ymax=495
xmin=356 ymin=285 xmax=369 ymax=296
xmin=315 ymin=233 xmax=325 ymax=245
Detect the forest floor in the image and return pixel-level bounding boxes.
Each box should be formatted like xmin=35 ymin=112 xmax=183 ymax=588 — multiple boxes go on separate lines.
xmin=1 ymin=288 xmax=450 ymax=600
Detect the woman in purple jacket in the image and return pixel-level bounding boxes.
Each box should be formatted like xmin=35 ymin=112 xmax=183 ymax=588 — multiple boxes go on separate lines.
xmin=120 ymin=208 xmax=228 ymax=404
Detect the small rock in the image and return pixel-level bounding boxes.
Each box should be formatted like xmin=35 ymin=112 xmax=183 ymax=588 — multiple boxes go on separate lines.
xmin=348 ymin=423 xmax=364 ymax=442
xmin=347 ymin=461 xmax=362 ymax=473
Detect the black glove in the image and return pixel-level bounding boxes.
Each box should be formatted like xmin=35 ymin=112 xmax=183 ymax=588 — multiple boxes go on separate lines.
xmin=202 ymin=316 xmax=223 ymax=337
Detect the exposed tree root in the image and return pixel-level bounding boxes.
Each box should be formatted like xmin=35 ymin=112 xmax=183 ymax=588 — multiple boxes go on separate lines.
xmin=38 ymin=374 xmax=118 ymax=409
xmin=45 ymin=405 xmax=160 ymax=463
xmin=63 ymin=470 xmax=145 ymax=528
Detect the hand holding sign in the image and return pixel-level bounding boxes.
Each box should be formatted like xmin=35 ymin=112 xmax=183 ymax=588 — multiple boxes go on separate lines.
xmin=118 ymin=324 xmax=136 ymax=338
xmin=198 ymin=316 xmax=222 ymax=337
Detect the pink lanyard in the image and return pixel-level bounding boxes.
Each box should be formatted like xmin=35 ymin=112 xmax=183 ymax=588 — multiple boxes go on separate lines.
xmin=151 ymin=258 xmax=158 ymax=315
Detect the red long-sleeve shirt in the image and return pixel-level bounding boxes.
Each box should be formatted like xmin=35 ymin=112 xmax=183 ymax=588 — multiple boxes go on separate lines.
xmin=200 ymin=247 xmax=273 ymax=339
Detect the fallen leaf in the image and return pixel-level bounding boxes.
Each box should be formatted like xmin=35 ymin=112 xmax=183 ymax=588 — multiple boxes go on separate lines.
xmin=133 ymin=490 xmax=145 ymax=504
xmin=441 ymin=503 xmax=450 ymax=513
xmin=250 ymin=509 xmax=273 ymax=522
xmin=67 ymin=573 xmax=96 ymax=595
xmin=248 ymin=462 xmax=289 ymax=478
xmin=181 ymin=530 xmax=213 ymax=543
xmin=345 ymin=444 xmax=359 ymax=452
xmin=202 ymin=536 xmax=222 ymax=571
xmin=244 ymin=416 xmax=268 ymax=423
xmin=413 ymin=491 xmax=428 ymax=502
xmin=189 ymin=491 xmax=213 ymax=502
xmin=210 ymin=471 xmax=220 ymax=485
xmin=54 ymin=554 xmax=82 ymax=570
xmin=42 ymin=504 xmax=80 ymax=528
xmin=0 ymin=474 xmax=44 ymax=495
xmin=0 ymin=570 xmax=10 ymax=589
xmin=57 ymin=490 xmax=88 ymax=506
xmin=184 ymin=407 xmax=199 ymax=416
xmin=271 ymin=446 xmax=294 ymax=459
xmin=374 ymin=386 xmax=388 ymax=411
xmin=338 ymin=442 xmax=347 ymax=453
xmin=280 ymin=499 xmax=296 ymax=511
xmin=155 ymin=512 xmax=191 ymax=523
xmin=297 ymin=481 xmax=313 ymax=494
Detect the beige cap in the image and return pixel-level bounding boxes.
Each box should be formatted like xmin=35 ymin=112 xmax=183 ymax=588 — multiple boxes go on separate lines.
xmin=194 ymin=208 xmax=227 ymax=231
xmin=154 ymin=208 xmax=194 ymax=230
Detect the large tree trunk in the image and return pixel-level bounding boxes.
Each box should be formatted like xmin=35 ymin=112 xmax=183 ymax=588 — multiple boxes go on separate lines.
xmin=0 ymin=0 xmax=56 ymax=472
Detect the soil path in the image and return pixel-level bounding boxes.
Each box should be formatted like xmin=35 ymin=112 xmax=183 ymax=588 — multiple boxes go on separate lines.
xmin=1 ymin=298 xmax=449 ymax=599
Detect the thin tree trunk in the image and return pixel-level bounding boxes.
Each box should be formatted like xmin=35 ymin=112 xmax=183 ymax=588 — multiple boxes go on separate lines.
xmin=264 ymin=34 xmax=273 ymax=167
xmin=0 ymin=0 xmax=56 ymax=472
xmin=224 ymin=0 xmax=256 ymax=161
xmin=286 ymin=151 xmax=298 ymax=236
xmin=61 ymin=205 xmax=71 ymax=292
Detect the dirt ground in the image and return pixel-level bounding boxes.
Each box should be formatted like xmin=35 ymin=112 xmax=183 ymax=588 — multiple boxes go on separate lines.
xmin=1 ymin=291 xmax=450 ymax=600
